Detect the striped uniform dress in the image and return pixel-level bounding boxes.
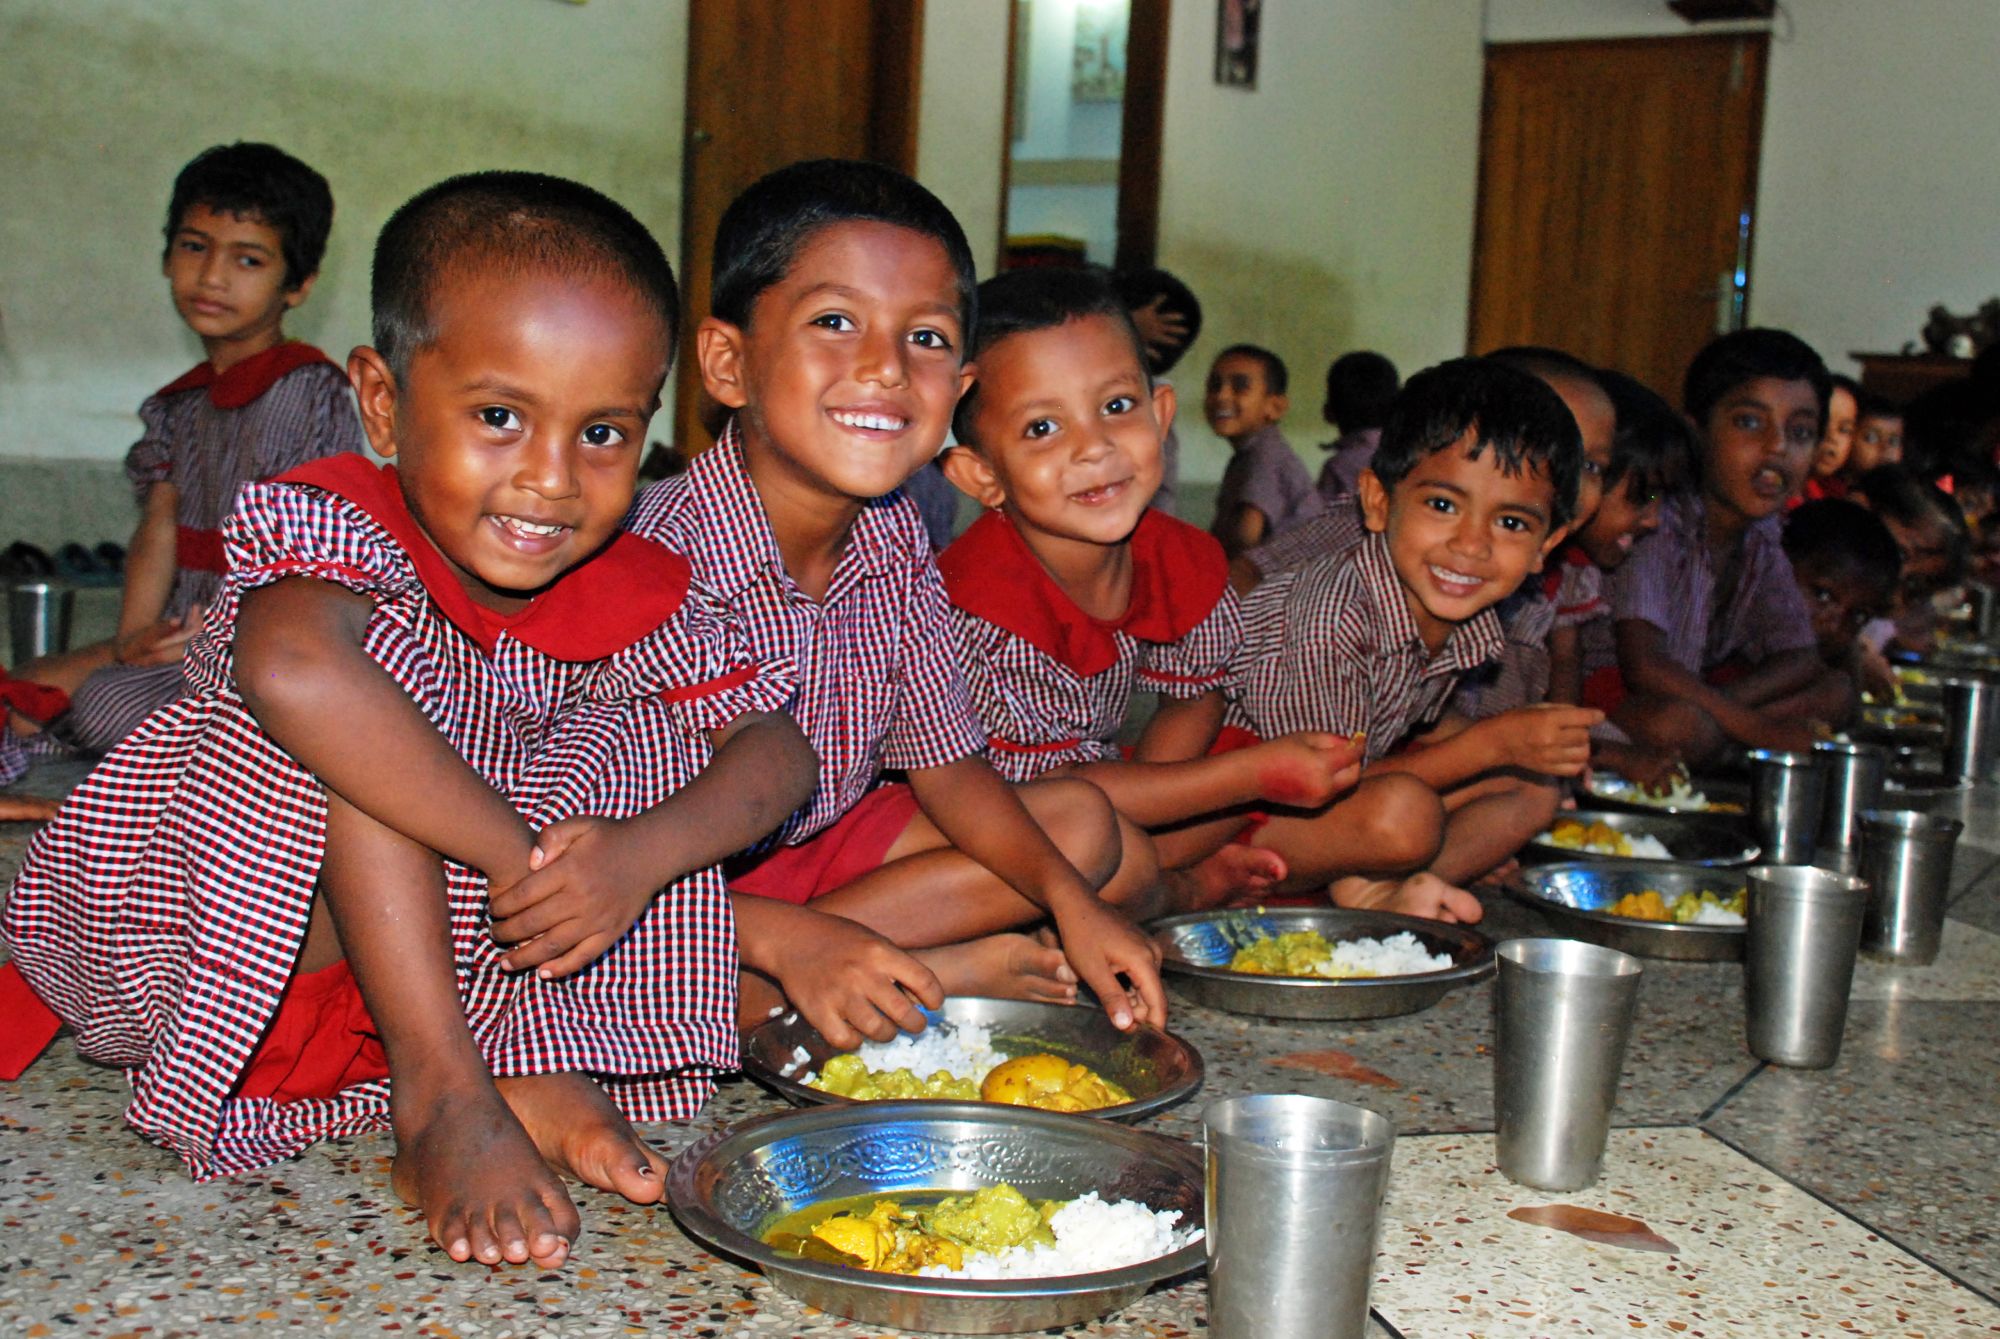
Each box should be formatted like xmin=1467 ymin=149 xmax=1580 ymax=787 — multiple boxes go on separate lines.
xmin=625 ymin=423 xmax=988 ymax=849
xmin=1228 ymin=531 xmax=1504 ymax=762
xmin=937 ymin=508 xmax=1240 ymax=782
xmin=49 ymin=342 xmax=364 ymax=755
xmin=3 ymin=455 xmax=787 ymax=1179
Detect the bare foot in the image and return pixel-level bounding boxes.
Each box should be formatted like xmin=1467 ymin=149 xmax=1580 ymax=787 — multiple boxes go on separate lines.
xmin=917 ymin=932 xmax=1078 ymax=1005
xmin=497 ymin=1071 xmax=670 ymax=1207
xmin=389 ymin=1082 xmax=580 ymax=1269
xmin=0 ymin=795 xmax=58 ymax=823
xmin=1174 ymin=843 xmax=1289 ymax=911
xmin=1330 ymin=873 xmax=1482 ymax=924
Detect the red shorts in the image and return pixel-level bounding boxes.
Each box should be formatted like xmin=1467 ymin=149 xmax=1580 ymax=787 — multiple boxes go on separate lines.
xmin=234 ymin=960 xmax=389 ymax=1103
xmin=728 ymin=783 xmax=923 ymax=905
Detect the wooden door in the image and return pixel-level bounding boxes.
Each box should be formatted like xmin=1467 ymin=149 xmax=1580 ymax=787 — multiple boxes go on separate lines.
xmin=675 ymin=0 xmax=923 ymax=453
xmin=1470 ymin=35 xmax=1768 ymax=400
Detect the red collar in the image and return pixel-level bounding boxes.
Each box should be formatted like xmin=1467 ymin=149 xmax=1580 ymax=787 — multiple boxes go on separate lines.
xmin=938 ymin=509 xmax=1228 ymax=676
xmin=158 ymin=341 xmax=336 ymax=409
xmin=1542 ymin=542 xmax=1595 ymax=597
xmin=273 ymin=454 xmax=691 ymax=661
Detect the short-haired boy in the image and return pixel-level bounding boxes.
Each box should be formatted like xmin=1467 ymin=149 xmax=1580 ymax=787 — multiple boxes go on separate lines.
xmin=1777 ymin=498 xmax=1902 ymax=722
xmin=1316 ymin=350 xmax=1400 ymax=501
xmin=16 ymin=143 xmax=363 ymax=755
xmin=939 ymin=266 xmax=1360 ymax=909
xmin=1849 ymin=391 xmax=1906 ymax=474
xmin=1229 ymin=358 xmax=1587 ymax=914
xmin=627 ymin=160 xmax=1165 ymax=1048
xmin=1206 ymin=344 xmax=1325 ymax=556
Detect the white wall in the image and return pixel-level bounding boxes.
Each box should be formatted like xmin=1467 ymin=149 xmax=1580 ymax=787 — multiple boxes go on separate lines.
xmin=916 ymin=0 xmax=1011 ymax=272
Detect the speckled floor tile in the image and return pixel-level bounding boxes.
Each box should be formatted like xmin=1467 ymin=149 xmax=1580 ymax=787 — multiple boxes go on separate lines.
xmin=1370 ymin=1126 xmax=2000 ymax=1336
xmin=1850 ymin=919 xmax=2000 ymax=1001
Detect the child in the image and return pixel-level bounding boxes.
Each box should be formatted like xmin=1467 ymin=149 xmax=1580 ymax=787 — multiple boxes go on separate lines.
xmin=1849 ymin=391 xmax=1906 ymax=474
xmin=938 ymin=266 xmax=1360 ymax=909
xmin=1112 ymin=267 xmax=1203 ymax=517
xmin=1206 ymin=344 xmax=1325 ymax=555
xmin=1588 ymin=328 xmax=1839 ymax=762
xmin=14 ymin=143 xmax=364 ymax=755
xmin=1228 ymin=357 xmax=1587 ymax=914
xmin=1804 ymin=373 xmax=1860 ymax=501
xmin=1850 ymin=464 xmax=1970 ymax=670
xmin=1779 ymin=499 xmax=1902 ymax=723
xmin=4 ymin=173 xmax=816 ymax=1270
xmin=1316 ymin=351 xmax=1400 ymax=501
xmin=625 ymin=160 xmax=1165 ymax=1048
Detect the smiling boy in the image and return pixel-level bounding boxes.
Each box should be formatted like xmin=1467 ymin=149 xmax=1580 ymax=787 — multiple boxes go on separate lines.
xmin=1206 ymin=344 xmax=1324 ymax=556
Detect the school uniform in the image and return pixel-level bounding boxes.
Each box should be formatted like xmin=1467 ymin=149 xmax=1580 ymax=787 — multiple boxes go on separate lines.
xmin=1229 ymin=531 xmax=1504 ymax=762
xmin=1240 ymin=493 xmax=1367 ymax=580
xmin=49 ymin=342 xmax=364 ymax=755
xmin=1316 ymin=427 xmax=1382 ymax=502
xmin=0 ymin=674 xmax=67 ymax=785
xmin=1 ymin=454 xmax=783 ymax=1178
xmin=1213 ymin=425 xmax=1325 ymax=541
xmin=625 ymin=423 xmax=988 ymax=903
xmin=937 ymin=509 xmax=1239 ymax=783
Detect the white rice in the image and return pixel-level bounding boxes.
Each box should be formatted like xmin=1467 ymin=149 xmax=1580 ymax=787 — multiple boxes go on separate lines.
xmin=1624 ymin=833 xmax=1674 ymax=860
xmin=1310 ymin=931 xmax=1452 ymax=978
xmin=797 ymin=1019 xmax=1001 ymax=1086
xmin=1687 ymin=902 xmax=1746 ymax=926
xmin=918 ymin=1193 xmax=1201 ymax=1280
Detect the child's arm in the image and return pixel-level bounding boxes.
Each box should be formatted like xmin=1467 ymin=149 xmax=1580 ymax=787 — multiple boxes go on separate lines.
xmin=907 ymin=755 xmax=1166 ymax=1031
xmin=119 ymin=482 xmax=179 ymax=638
xmin=1714 ymin=648 xmax=1824 ymax=711
xmin=1614 ymin=620 xmax=1815 ymax=748
xmin=1370 ymin=704 xmax=1601 ymax=790
xmin=235 ymin=577 xmax=537 ymax=884
xmin=487 ymin=710 xmax=818 ymax=979
xmin=1216 ymin=504 xmax=1270 ymax=557
xmin=732 ymin=895 xmax=946 ymax=1050
xmin=1546 ymin=624 xmax=1584 ymax=706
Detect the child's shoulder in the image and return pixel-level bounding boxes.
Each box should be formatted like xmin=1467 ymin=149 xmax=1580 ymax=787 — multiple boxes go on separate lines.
xmin=150 ymin=341 xmax=343 ymax=412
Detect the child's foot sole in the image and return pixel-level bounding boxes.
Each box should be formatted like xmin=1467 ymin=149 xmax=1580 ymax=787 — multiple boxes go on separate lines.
xmin=916 ymin=933 xmax=1078 ymax=1005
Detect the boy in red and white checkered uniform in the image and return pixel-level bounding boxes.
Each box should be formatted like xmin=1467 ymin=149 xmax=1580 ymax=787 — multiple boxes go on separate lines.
xmin=936 ymin=266 xmax=1361 ymax=909
xmin=1229 ymin=358 xmax=1592 ymax=917
xmin=626 ymin=160 xmax=1164 ymax=1052
xmin=2 ymin=174 xmax=816 ymax=1272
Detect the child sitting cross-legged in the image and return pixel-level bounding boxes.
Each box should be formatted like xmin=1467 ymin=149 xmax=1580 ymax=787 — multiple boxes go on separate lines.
xmin=627 ymin=160 xmax=1165 ymax=1049
xmin=936 ymin=266 xmax=1362 ymax=912
xmin=3 ymin=173 xmax=818 ymax=1270
xmin=1228 ymin=357 xmax=1588 ymax=916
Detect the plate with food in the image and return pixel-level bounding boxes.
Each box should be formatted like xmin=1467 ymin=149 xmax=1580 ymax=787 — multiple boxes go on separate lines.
xmin=1522 ymin=810 xmax=1759 ymax=868
xmin=667 ymin=1101 xmax=1204 ymax=1334
xmin=1581 ymin=769 xmax=1747 ymax=816
xmin=1150 ymin=906 xmax=1492 ymax=1020
xmin=1506 ymin=862 xmax=1749 ymax=961
xmin=741 ymin=997 xmax=1202 ymax=1123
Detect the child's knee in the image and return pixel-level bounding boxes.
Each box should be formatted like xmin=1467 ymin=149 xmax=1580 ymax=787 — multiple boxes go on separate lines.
xmin=1355 ymin=774 xmax=1447 ymax=870
xmin=1098 ymin=815 xmax=1164 ymax=915
xmin=1026 ymin=777 xmax=1122 ymax=888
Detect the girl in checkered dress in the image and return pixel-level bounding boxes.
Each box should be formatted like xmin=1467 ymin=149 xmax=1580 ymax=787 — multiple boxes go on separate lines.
xmin=1 ymin=174 xmax=815 ymax=1272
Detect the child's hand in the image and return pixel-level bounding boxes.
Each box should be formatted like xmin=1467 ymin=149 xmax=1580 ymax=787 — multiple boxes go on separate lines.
xmin=1255 ymin=732 xmax=1364 ymax=809
xmin=1050 ymin=895 xmax=1166 ymax=1032
xmin=1331 ymin=872 xmax=1483 ymax=924
xmin=766 ymin=913 xmax=944 ymax=1051
xmin=114 ymin=604 xmax=206 ymax=667
xmin=1489 ymin=704 xmax=1603 ymax=776
xmin=487 ymin=817 xmax=660 ymax=979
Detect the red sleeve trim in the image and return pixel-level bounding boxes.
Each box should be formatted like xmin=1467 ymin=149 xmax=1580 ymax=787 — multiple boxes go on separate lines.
xmin=660 ymin=663 xmax=759 ymax=704
xmin=987 ymin=734 xmax=1085 ymax=755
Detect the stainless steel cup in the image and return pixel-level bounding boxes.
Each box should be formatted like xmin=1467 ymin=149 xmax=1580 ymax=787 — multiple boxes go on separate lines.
xmin=1814 ymin=740 xmax=1889 ymax=863
xmin=1204 ymin=1094 xmax=1394 ymax=1339
xmin=1492 ymin=938 xmax=1642 ymax=1192
xmin=1858 ymin=809 xmax=1964 ymax=966
xmin=1748 ymin=749 xmax=1829 ymax=864
xmin=1942 ymin=677 xmax=1999 ymax=782
xmin=7 ymin=580 xmax=75 ymax=665
xmin=1971 ymin=584 xmax=1998 ymax=641
xmin=1743 ymin=865 xmax=1869 ymax=1068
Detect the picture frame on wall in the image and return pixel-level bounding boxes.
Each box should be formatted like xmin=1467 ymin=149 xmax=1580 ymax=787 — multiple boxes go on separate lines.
xmin=1215 ymin=0 xmax=1260 ymax=88
xmin=1072 ymin=1 xmax=1128 ymax=102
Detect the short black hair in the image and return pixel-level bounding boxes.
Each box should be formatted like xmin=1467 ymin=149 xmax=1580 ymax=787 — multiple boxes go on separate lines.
xmin=1370 ymin=357 xmax=1584 ymax=529
xmin=1483 ymin=344 xmax=1598 ymax=386
xmin=953 ymin=265 xmax=1146 ymax=444
xmin=710 ymin=158 xmax=975 ymax=334
xmin=1682 ymin=327 xmax=1832 ymax=431
xmin=1596 ymin=368 xmax=1697 ymax=499
xmin=1213 ymin=343 xmax=1287 ymax=396
xmin=1111 ymin=267 xmax=1203 ymax=375
xmin=1827 ymin=372 xmax=1862 ymax=404
xmin=1783 ymin=498 xmax=1902 ymax=596
xmin=1854 ymin=463 xmax=1970 ymax=587
xmin=1322 ymin=351 xmax=1399 ymax=434
xmin=164 ymin=142 xmax=333 ymax=290
xmin=1854 ymin=388 xmax=1905 ymax=422
xmin=371 ymin=171 xmax=677 ymax=382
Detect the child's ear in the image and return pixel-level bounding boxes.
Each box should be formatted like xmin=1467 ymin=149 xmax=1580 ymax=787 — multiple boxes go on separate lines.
xmin=940 ymin=444 xmax=1007 ymax=509
xmin=1267 ymin=392 xmax=1290 ymax=423
xmin=1150 ymin=380 xmax=1178 ymax=438
xmin=696 ymin=316 xmax=751 ymax=409
xmin=284 ymin=271 xmax=319 ymax=310
xmin=346 ymin=346 xmax=401 ymax=460
xmin=1357 ymin=468 xmax=1391 ymax=533
xmin=1532 ymin=521 xmax=1572 ymax=573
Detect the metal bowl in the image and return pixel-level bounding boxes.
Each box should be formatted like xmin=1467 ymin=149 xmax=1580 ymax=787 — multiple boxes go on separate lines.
xmin=666 ymin=1101 xmax=1205 ymax=1335
xmin=741 ymin=997 xmax=1203 ymax=1123
xmin=1845 ymin=720 xmax=1943 ymax=759
xmin=1520 ymin=808 xmax=1760 ymax=868
xmin=1150 ymin=906 xmax=1493 ymax=1020
xmin=1884 ymin=767 xmax=1973 ymax=807
xmin=1505 ymin=862 xmax=1748 ymax=961
xmin=1579 ymin=771 xmax=1749 ymax=817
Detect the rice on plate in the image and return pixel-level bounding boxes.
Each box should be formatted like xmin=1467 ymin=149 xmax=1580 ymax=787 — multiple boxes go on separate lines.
xmin=920 ymin=1193 xmax=1201 ymax=1280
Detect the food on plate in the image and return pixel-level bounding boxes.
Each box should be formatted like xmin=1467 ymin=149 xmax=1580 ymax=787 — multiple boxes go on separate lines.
xmin=764 ymin=1183 xmax=1201 ymax=1279
xmin=979 ymin=1053 xmax=1130 ymax=1112
xmin=1542 ymin=818 xmax=1673 ymax=860
xmin=1604 ymin=887 xmax=1747 ymax=926
xmin=1226 ymin=928 xmax=1451 ymax=978
xmin=1590 ymin=770 xmax=1744 ymax=814
xmin=800 ymin=1020 xmax=1130 ymax=1112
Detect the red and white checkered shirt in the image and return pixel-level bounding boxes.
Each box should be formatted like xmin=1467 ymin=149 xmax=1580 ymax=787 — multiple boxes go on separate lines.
xmin=4 ymin=458 xmax=787 ymax=1178
xmin=939 ymin=509 xmax=1240 ymax=782
xmin=626 ymin=424 xmax=987 ymax=843
xmin=1228 ymin=531 xmax=1504 ymax=761
xmin=1240 ymin=494 xmax=1367 ymax=579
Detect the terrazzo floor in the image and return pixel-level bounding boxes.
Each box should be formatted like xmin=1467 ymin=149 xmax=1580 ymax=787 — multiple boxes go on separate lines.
xmin=3 ymin=758 xmax=1997 ymax=1337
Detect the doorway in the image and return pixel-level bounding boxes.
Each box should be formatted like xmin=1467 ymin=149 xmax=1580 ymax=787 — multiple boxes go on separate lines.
xmin=1469 ymin=34 xmax=1769 ymax=400
xmin=673 ymin=0 xmax=924 ymax=454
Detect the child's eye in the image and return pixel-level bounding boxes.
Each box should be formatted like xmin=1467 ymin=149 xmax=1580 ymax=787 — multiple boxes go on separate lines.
xmin=1732 ymin=411 xmax=1765 ymax=432
xmin=1104 ymin=395 xmax=1137 ymax=416
xmin=1024 ymin=417 xmax=1060 ymax=440
xmin=909 ymin=327 xmax=954 ymax=351
xmin=1581 ymin=458 xmax=1605 ymax=478
xmin=237 ymin=253 xmax=265 ymax=269
xmin=478 ymin=407 xmax=522 ymax=431
xmin=581 ymin=423 xmax=626 ymax=448
xmin=1785 ymin=423 xmax=1818 ymax=448
xmin=1424 ymin=496 xmax=1456 ymax=515
xmin=1497 ymin=514 xmax=1529 ymax=533
xmin=810 ymin=313 xmax=856 ymax=332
